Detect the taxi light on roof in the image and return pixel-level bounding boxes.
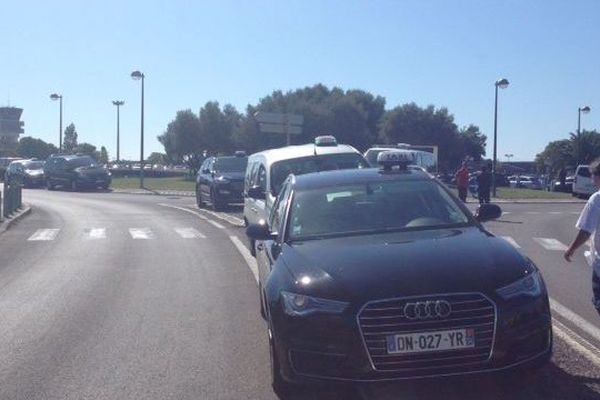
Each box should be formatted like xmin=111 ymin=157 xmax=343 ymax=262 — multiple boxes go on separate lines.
xmin=377 ymin=150 xmax=416 ymax=171
xmin=314 ymin=135 xmax=338 ymax=147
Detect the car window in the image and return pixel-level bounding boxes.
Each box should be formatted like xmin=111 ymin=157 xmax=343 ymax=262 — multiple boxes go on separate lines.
xmin=270 ymin=153 xmax=367 ymax=195
xmin=214 ymin=157 xmax=247 ymax=172
xmin=245 ymin=161 xmax=257 ymax=190
xmin=578 ymin=167 xmax=591 ymax=178
xmin=257 ymin=165 xmax=267 ymax=192
xmin=269 ymin=179 xmax=292 ymax=235
xmin=289 ymin=179 xmax=470 ymax=240
xmin=67 ymin=157 xmax=96 ymax=168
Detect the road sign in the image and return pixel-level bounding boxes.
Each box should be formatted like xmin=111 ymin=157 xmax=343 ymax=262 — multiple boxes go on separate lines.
xmin=254 ymin=112 xmax=304 ymax=126
xmin=259 ymin=123 xmax=302 ymax=135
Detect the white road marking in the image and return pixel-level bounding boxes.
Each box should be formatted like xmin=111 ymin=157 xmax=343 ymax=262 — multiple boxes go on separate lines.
xmin=502 ymin=211 xmax=511 ymax=215
xmin=553 ymin=318 xmax=600 ymax=367
xmin=195 ymin=207 xmax=245 ymax=227
xmin=86 ymin=228 xmax=106 ymax=240
xmin=570 ymin=211 xmax=582 ymax=215
xmin=229 ymin=235 xmax=259 ymax=284
xmin=526 ymin=211 xmax=541 ymax=215
xmin=28 ymin=229 xmax=60 ymax=241
xmin=128 ymin=228 xmax=154 ymax=240
xmin=548 ymin=211 xmax=563 ymax=215
xmin=158 ymin=203 xmax=225 ymax=229
xmin=533 ymin=237 xmax=568 ymax=251
xmin=550 ymin=298 xmax=600 ymax=343
xmin=174 ymin=227 xmax=206 ymax=239
xmin=500 ymin=236 xmax=521 ymax=248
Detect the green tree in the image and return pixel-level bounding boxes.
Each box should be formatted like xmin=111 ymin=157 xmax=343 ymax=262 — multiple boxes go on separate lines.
xmin=99 ymin=146 xmax=109 ymax=164
xmin=17 ymin=137 xmax=58 ymax=159
xmin=535 ymin=130 xmax=600 ymax=175
xmin=158 ymin=109 xmax=203 ymax=171
xmin=63 ymin=123 xmax=78 ymax=153
xmin=147 ymin=152 xmax=167 ymax=165
xmin=75 ymin=142 xmax=97 ymax=157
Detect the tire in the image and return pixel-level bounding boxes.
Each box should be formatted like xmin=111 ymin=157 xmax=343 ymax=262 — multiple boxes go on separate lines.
xmin=196 ymin=186 xmax=205 ymax=208
xmin=268 ymin=321 xmax=299 ymax=399
xmin=249 ymin=238 xmax=257 ymax=257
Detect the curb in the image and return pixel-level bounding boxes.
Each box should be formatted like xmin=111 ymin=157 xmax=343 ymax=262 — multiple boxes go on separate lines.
xmin=0 ymin=204 xmax=32 ymax=237
xmin=111 ymin=189 xmax=195 ymax=197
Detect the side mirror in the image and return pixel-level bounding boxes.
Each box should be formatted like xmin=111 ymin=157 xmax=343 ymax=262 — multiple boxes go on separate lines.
xmin=475 ymin=203 xmax=502 ymax=222
xmin=246 ymin=220 xmax=276 ymax=241
xmin=247 ymin=185 xmax=266 ymax=200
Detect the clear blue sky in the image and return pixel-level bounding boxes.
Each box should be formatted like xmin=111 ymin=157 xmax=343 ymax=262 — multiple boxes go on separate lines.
xmin=2 ymin=0 xmax=599 ymax=161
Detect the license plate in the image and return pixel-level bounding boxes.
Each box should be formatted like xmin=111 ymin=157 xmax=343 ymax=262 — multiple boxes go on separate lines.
xmin=386 ymin=328 xmax=475 ymax=354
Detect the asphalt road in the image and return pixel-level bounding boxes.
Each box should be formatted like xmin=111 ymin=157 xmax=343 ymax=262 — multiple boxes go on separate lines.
xmin=0 ymin=189 xmax=599 ymax=399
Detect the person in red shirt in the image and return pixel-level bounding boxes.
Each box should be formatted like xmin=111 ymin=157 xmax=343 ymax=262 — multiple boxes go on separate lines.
xmin=455 ymin=162 xmax=469 ymax=202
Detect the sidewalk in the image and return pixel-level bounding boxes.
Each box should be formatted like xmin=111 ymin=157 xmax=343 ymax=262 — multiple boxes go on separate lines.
xmin=0 ymin=204 xmax=32 ymax=236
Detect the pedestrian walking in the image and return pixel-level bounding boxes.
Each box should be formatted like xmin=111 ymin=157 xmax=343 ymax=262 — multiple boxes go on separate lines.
xmin=564 ymin=161 xmax=600 ymax=317
xmin=476 ymin=165 xmax=492 ymax=204
xmin=455 ymin=162 xmax=469 ymax=202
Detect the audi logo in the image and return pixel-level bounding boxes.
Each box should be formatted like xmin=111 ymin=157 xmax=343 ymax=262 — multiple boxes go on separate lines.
xmin=403 ymin=300 xmax=452 ymax=320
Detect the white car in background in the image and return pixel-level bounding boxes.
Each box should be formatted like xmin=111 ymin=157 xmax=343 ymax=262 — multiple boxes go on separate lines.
xmin=572 ymin=165 xmax=596 ymax=198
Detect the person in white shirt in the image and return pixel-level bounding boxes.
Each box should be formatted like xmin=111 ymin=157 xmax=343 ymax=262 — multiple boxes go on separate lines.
xmin=565 ymin=161 xmax=600 ymax=315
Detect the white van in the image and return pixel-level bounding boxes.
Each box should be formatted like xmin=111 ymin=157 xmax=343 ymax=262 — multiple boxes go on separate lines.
xmin=573 ymin=165 xmax=597 ymax=198
xmin=244 ymin=136 xmax=368 ymax=255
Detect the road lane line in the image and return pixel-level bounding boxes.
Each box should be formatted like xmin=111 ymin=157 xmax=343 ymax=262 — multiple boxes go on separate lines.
xmin=86 ymin=228 xmax=106 ymax=240
xmin=128 ymin=228 xmax=154 ymax=240
xmin=158 ymin=203 xmax=225 ymax=229
xmin=548 ymin=211 xmax=563 ymax=215
xmin=526 ymin=211 xmax=541 ymax=215
xmin=27 ymin=229 xmax=60 ymax=241
xmin=500 ymin=236 xmax=521 ymax=249
xmin=533 ymin=237 xmax=568 ymax=251
xmin=174 ymin=227 xmax=206 ymax=239
xmin=553 ymin=318 xmax=600 ymax=367
xmin=193 ymin=207 xmax=245 ymax=227
xmin=229 ymin=235 xmax=259 ymax=284
xmin=550 ymin=298 xmax=600 ymax=343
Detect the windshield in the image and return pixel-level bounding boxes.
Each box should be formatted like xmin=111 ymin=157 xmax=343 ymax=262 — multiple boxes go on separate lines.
xmin=214 ymin=157 xmax=247 ymax=172
xmin=289 ymin=180 xmax=470 ymax=240
xmin=68 ymin=157 xmax=97 ymax=168
xmin=271 ymin=153 xmax=368 ymax=195
xmin=23 ymin=161 xmax=44 ymax=170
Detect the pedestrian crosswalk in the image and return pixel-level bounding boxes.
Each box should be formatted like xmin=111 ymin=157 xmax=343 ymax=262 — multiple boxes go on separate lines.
xmin=26 ymin=227 xmax=209 ymax=242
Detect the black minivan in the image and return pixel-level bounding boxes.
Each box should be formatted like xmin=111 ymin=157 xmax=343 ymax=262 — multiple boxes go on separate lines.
xmin=45 ymin=154 xmax=111 ymax=191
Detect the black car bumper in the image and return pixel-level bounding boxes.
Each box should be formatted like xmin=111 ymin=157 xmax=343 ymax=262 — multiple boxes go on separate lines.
xmin=271 ymin=293 xmax=552 ymax=384
xmin=214 ymin=183 xmax=244 ymax=203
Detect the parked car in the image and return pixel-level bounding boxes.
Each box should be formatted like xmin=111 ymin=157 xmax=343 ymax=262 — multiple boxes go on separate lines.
xmin=247 ymin=151 xmax=551 ymax=395
xmin=6 ymin=159 xmax=46 ymax=187
xmin=44 ymin=154 xmax=111 ymax=191
xmin=0 ymin=157 xmax=23 ymax=182
xmin=572 ymin=165 xmax=596 ymax=198
xmin=509 ymin=176 xmax=543 ymax=190
xmin=549 ymin=176 xmax=574 ymax=193
xmin=196 ymin=153 xmax=248 ymax=210
xmin=244 ymin=135 xmax=369 ymax=256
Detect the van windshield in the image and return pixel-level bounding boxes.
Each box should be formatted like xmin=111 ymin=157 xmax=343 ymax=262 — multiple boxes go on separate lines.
xmin=270 ymin=153 xmax=368 ymax=195
xmin=578 ymin=166 xmax=591 ymax=178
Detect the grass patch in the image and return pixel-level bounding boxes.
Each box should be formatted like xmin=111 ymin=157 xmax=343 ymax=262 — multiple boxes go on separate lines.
xmin=111 ymin=176 xmax=195 ymax=192
xmin=494 ymin=187 xmax=575 ymax=200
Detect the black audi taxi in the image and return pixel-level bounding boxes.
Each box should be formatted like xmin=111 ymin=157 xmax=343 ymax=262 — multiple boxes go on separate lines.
xmin=247 ymin=151 xmax=552 ymax=396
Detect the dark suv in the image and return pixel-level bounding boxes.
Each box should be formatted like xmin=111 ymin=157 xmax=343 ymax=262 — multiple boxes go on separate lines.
xmin=196 ymin=153 xmax=248 ymax=210
xmin=45 ymin=154 xmax=111 ymax=191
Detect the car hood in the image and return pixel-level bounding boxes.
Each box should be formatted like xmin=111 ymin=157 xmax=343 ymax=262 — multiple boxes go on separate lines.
xmin=280 ymin=227 xmax=531 ymax=302
xmin=216 ymin=171 xmax=245 ymax=181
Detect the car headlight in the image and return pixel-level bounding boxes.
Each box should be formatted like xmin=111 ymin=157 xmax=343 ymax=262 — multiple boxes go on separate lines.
xmin=281 ymin=291 xmax=349 ymax=317
xmin=496 ymin=271 xmax=543 ymax=300
xmin=215 ymin=176 xmax=230 ymax=184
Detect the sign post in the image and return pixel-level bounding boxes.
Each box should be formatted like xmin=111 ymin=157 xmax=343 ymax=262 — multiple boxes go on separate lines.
xmin=254 ymin=112 xmax=304 ymax=145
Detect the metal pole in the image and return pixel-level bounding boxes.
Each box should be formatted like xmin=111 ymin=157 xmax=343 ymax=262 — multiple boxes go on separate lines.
xmin=284 ymin=113 xmax=290 ymax=145
xmin=59 ymin=96 xmax=63 ymax=153
xmin=117 ymin=104 xmax=121 ymax=162
xmin=492 ymin=84 xmax=499 ymax=197
xmin=140 ymin=75 xmax=145 ymax=189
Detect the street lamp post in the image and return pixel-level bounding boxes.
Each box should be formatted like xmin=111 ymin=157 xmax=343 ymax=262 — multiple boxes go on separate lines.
xmin=492 ymin=78 xmax=509 ymax=198
xmin=505 ymin=153 xmax=514 ymax=162
xmin=112 ymin=100 xmax=124 ymax=162
xmin=577 ymin=106 xmax=591 ymax=164
xmin=49 ymin=94 xmax=63 ymax=152
xmin=131 ymin=70 xmax=145 ymax=189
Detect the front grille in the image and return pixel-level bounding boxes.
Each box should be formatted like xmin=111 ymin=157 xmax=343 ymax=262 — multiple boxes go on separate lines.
xmin=358 ymin=293 xmax=496 ymax=372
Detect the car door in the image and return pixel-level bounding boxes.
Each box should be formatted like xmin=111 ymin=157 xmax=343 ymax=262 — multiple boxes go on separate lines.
xmin=54 ymin=158 xmax=69 ymax=185
xmin=257 ymin=179 xmax=292 ymax=287
xmin=198 ymin=158 xmax=212 ymax=198
xmin=244 ymin=161 xmax=259 ymax=224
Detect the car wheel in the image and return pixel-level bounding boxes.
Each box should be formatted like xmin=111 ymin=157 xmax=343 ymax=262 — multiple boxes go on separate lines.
xmin=196 ymin=186 xmax=205 ymax=208
xmin=268 ymin=320 xmax=299 ymax=398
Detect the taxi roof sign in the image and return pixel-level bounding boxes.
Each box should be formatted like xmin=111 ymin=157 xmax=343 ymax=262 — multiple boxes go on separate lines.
xmin=377 ymin=150 xmax=417 ymax=171
xmin=314 ymin=135 xmax=338 ymax=147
